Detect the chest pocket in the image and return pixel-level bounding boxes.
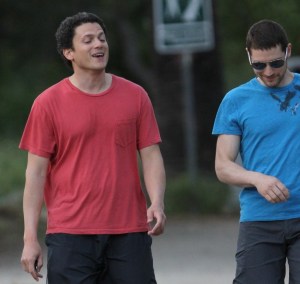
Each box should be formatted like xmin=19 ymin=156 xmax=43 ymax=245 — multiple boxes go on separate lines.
xmin=115 ymin=119 xmax=136 ymax=147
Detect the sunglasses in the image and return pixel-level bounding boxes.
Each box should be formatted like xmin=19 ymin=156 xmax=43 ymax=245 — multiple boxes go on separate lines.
xmin=247 ymin=47 xmax=288 ymax=71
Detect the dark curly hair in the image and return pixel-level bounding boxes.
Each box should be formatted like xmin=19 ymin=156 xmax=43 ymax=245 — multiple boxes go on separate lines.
xmin=246 ymin=19 xmax=288 ymax=55
xmin=55 ymin=12 xmax=107 ymax=69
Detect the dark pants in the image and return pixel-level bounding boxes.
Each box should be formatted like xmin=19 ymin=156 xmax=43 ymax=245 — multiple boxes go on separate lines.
xmin=233 ymin=218 xmax=300 ymax=284
xmin=45 ymin=232 xmax=157 ymax=284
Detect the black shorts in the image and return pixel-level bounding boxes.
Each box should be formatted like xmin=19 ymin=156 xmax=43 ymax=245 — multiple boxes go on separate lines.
xmin=233 ymin=218 xmax=300 ymax=284
xmin=45 ymin=232 xmax=157 ymax=284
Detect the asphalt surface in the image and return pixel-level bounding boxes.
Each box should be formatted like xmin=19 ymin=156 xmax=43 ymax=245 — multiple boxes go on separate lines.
xmin=0 ymin=216 xmax=240 ymax=284
xmin=152 ymin=216 xmax=239 ymax=284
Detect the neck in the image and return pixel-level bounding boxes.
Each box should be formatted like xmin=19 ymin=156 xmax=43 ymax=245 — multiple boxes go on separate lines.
xmin=69 ymin=71 xmax=112 ymax=94
xmin=279 ymin=69 xmax=294 ymax=86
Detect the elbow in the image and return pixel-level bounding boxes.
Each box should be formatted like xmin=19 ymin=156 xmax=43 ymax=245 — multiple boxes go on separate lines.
xmin=215 ymin=162 xmax=227 ymax=184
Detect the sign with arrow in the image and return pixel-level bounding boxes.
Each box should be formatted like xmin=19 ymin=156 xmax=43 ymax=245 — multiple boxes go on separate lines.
xmin=153 ymin=0 xmax=215 ymax=54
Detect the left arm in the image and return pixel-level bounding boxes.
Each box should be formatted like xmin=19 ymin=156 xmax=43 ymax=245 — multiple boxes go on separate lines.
xmin=139 ymin=144 xmax=166 ymax=236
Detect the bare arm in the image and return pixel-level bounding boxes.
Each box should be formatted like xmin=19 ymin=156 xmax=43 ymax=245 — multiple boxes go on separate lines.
xmin=139 ymin=144 xmax=166 ymax=236
xmin=21 ymin=152 xmax=49 ymax=281
xmin=215 ymin=134 xmax=289 ymax=203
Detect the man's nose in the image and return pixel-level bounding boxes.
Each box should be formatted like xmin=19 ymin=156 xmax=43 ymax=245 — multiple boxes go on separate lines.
xmin=263 ymin=64 xmax=274 ymax=75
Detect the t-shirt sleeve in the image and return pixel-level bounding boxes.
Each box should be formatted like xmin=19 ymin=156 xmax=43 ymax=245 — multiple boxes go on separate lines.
xmin=212 ymin=93 xmax=242 ymax=136
xmin=19 ymin=99 xmax=56 ymax=158
xmin=137 ymin=89 xmax=162 ymax=150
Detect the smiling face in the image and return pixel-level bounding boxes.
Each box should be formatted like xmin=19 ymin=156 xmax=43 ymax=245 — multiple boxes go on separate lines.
xmin=249 ymin=44 xmax=291 ymax=88
xmin=63 ymin=22 xmax=109 ymax=74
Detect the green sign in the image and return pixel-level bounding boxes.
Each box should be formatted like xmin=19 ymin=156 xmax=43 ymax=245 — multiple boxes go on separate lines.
xmin=153 ymin=0 xmax=215 ymax=54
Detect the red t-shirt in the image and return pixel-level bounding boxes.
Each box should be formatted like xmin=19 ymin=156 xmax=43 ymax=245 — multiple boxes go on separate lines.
xmin=19 ymin=75 xmax=161 ymax=234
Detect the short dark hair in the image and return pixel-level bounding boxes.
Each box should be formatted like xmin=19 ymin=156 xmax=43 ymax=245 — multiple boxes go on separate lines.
xmin=246 ymin=19 xmax=288 ymax=54
xmin=55 ymin=12 xmax=107 ymax=69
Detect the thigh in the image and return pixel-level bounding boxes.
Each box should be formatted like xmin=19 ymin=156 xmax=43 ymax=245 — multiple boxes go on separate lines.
xmin=46 ymin=234 xmax=107 ymax=284
xmin=101 ymin=233 xmax=156 ymax=284
xmin=286 ymin=218 xmax=300 ymax=284
xmin=233 ymin=221 xmax=286 ymax=284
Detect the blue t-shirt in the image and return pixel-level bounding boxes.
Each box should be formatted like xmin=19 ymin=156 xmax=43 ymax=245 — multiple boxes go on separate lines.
xmin=213 ymin=74 xmax=300 ymax=222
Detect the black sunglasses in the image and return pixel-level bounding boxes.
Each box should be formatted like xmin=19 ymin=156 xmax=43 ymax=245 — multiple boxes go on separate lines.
xmin=247 ymin=47 xmax=288 ymax=71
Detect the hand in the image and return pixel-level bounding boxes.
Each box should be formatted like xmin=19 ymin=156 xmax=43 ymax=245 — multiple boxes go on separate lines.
xmin=21 ymin=240 xmax=43 ymax=281
xmin=147 ymin=204 xmax=166 ymax=236
xmin=255 ymin=174 xmax=289 ymax=203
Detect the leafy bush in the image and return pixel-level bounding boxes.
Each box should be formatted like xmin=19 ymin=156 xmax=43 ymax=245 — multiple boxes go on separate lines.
xmin=0 ymin=139 xmax=47 ymax=242
xmin=165 ymin=173 xmax=229 ymax=215
xmin=0 ymin=139 xmax=26 ymax=197
xmin=0 ymin=139 xmax=231 ymax=216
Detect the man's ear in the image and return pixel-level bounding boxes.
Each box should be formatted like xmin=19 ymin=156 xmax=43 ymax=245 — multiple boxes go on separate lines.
xmin=63 ymin=49 xmax=73 ymax=61
xmin=287 ymin=43 xmax=292 ymax=58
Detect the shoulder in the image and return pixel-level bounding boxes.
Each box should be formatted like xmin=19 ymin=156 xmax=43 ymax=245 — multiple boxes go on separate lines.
xmin=112 ymin=74 xmax=146 ymax=94
xmin=223 ymin=78 xmax=260 ymax=101
xmin=111 ymin=75 xmax=151 ymax=106
xmin=34 ymin=78 xmax=69 ymax=104
xmin=294 ymin=73 xmax=300 ymax=85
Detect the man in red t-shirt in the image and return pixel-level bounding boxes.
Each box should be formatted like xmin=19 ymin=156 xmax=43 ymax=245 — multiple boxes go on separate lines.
xmin=20 ymin=12 xmax=166 ymax=283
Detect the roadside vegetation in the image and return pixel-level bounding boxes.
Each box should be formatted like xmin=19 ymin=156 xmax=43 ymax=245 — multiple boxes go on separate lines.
xmin=0 ymin=139 xmax=232 ymax=256
xmin=0 ymin=139 xmax=230 ymax=217
xmin=165 ymin=173 xmax=229 ymax=216
xmin=0 ymin=139 xmax=26 ymax=198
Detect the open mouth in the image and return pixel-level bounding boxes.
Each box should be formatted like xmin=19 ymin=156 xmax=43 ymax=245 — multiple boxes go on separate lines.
xmin=92 ymin=52 xmax=104 ymax=58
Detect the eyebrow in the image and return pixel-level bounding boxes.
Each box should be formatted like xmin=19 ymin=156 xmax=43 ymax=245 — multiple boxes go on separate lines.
xmin=251 ymin=49 xmax=287 ymax=63
xmin=252 ymin=56 xmax=284 ymax=63
xmin=82 ymin=30 xmax=105 ymax=38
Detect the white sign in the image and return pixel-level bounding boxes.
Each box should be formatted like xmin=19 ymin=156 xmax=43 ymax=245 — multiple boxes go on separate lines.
xmin=153 ymin=0 xmax=215 ymax=54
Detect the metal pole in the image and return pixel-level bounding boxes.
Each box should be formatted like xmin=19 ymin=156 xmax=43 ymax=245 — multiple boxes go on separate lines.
xmin=181 ymin=52 xmax=198 ymax=183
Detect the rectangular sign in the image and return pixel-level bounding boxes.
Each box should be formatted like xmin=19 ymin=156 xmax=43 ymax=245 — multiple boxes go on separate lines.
xmin=153 ymin=0 xmax=215 ymax=54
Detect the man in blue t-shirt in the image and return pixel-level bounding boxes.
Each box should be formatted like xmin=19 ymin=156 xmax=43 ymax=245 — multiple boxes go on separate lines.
xmin=213 ymin=19 xmax=300 ymax=283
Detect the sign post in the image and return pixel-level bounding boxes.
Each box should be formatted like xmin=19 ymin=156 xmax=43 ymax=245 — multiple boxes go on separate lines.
xmin=153 ymin=0 xmax=215 ymax=182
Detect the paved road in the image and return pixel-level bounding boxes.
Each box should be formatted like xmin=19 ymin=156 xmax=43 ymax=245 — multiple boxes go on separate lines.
xmin=1 ymin=216 xmax=239 ymax=284
xmin=153 ymin=216 xmax=238 ymax=284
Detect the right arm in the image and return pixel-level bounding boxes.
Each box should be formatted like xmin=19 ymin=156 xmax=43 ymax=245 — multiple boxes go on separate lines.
xmin=215 ymin=134 xmax=289 ymax=203
xmin=21 ymin=152 xmax=49 ymax=281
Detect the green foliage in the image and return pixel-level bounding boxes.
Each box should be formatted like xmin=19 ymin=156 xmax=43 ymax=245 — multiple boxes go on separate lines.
xmin=0 ymin=1 xmax=155 ymax=136
xmin=0 ymin=139 xmax=26 ymax=197
xmin=216 ymin=0 xmax=300 ymax=91
xmin=1 ymin=1 xmax=300 ymax=216
xmin=165 ymin=174 xmax=229 ymax=215
xmin=2 ymin=0 xmax=300 ymax=134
